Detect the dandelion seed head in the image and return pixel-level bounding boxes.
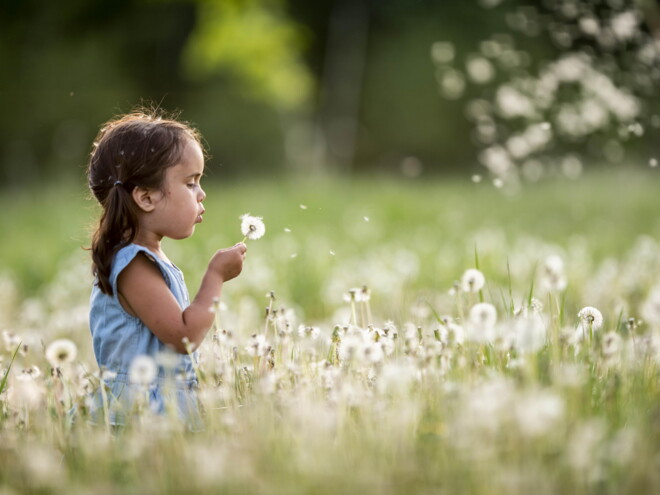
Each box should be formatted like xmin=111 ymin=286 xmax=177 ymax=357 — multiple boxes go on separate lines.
xmin=602 ymin=331 xmax=622 ymax=356
xmin=129 ymin=355 xmax=158 ymax=385
xmin=240 ymin=214 xmax=266 ymax=240
xmin=7 ymin=379 xmax=44 ymax=410
xmin=298 ymin=325 xmax=320 ymax=340
xmin=246 ymin=334 xmax=270 ymax=357
xmin=461 ymin=268 xmax=485 ymax=293
xmin=467 ymin=303 xmax=498 ymax=341
xmin=578 ymin=306 xmax=604 ymax=331
xmin=45 ymin=339 xmax=77 ymax=368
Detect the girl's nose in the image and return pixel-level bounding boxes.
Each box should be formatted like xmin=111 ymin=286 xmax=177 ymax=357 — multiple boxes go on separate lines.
xmin=198 ymin=187 xmax=206 ymax=202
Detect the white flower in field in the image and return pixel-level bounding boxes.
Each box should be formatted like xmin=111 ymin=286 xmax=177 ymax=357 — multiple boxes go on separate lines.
xmin=380 ymin=336 xmax=395 ymax=356
xmin=99 ymin=369 xmax=117 ymax=381
xmin=240 ymin=214 xmax=266 ymax=240
xmin=297 ymin=325 xmax=320 ymax=340
xmin=602 ymin=332 xmax=622 ymax=357
xmin=382 ymin=320 xmax=398 ymax=338
xmin=467 ymin=303 xmax=497 ymax=342
xmin=515 ymin=390 xmax=565 ymax=438
xmin=541 ymin=254 xmax=567 ymax=292
xmin=641 ymin=286 xmax=660 ymax=327
xmin=7 ymin=378 xmax=43 ymax=410
xmin=45 ymin=339 xmax=77 ymax=368
xmin=344 ymin=286 xmax=370 ymax=303
xmin=513 ymin=315 xmax=546 ymax=354
xmin=362 ymin=342 xmax=384 ymax=364
xmin=2 ymin=330 xmax=22 ymax=352
xmin=530 ymin=297 xmax=544 ymax=313
xmin=578 ymin=306 xmax=603 ymax=332
xmin=246 ymin=333 xmax=270 ymax=357
xmin=156 ymin=349 xmax=180 ymax=370
xmin=18 ymin=365 xmax=42 ymax=380
xmin=460 ymin=268 xmax=485 ymax=293
xmin=129 ymin=355 xmax=157 ymax=385
xmin=447 ymin=322 xmax=464 ymax=345
xmin=337 ymin=333 xmax=363 ymax=362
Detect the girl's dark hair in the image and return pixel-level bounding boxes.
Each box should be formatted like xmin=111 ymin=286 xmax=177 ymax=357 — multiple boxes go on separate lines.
xmin=87 ymin=110 xmax=203 ymax=295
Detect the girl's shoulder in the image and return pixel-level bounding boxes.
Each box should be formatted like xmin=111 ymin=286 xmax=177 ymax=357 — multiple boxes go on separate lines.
xmin=110 ymin=244 xmax=172 ymax=293
xmin=114 ymin=243 xmax=160 ymax=267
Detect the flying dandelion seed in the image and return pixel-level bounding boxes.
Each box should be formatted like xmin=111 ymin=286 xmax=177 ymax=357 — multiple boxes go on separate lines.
xmin=472 ymin=174 xmax=482 ymax=183
xmin=284 ymin=228 xmax=291 ymax=232
xmin=129 ymin=355 xmax=157 ymax=385
xmin=45 ymin=339 xmax=77 ymax=368
xmin=363 ymin=216 xmax=370 ymax=222
xmin=299 ymin=204 xmax=308 ymax=210
xmin=650 ymin=158 xmax=658 ymax=168
xmin=240 ymin=214 xmax=266 ymax=241
xmin=329 ymin=250 xmax=336 ymax=256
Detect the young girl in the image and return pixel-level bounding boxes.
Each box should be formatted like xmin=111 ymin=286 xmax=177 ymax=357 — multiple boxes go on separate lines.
xmin=87 ymin=111 xmax=246 ymax=428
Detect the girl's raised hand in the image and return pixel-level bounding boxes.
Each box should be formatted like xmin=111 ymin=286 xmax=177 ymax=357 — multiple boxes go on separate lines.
xmin=210 ymin=243 xmax=247 ymax=282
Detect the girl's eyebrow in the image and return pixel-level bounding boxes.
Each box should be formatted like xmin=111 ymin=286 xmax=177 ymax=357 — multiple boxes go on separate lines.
xmin=185 ymin=172 xmax=203 ymax=179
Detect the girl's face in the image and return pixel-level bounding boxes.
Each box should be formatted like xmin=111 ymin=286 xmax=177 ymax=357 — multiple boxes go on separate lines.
xmin=150 ymin=139 xmax=206 ymax=240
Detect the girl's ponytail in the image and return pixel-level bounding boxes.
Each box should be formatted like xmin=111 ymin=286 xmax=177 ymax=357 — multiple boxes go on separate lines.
xmin=90 ymin=184 xmax=139 ymax=295
xmin=87 ymin=110 xmax=203 ymax=296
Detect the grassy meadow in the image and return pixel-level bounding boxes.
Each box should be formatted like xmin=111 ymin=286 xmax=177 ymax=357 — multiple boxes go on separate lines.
xmin=1 ymin=170 xmax=660 ymax=494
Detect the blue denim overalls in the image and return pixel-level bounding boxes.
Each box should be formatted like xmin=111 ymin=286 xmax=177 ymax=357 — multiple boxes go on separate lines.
xmin=88 ymin=243 xmax=202 ymax=430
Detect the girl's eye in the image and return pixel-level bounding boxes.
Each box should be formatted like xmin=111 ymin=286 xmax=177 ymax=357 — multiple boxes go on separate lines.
xmin=187 ymin=183 xmax=196 ymax=189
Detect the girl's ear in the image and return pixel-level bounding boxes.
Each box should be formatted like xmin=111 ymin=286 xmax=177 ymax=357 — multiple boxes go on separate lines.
xmin=131 ymin=186 xmax=160 ymax=212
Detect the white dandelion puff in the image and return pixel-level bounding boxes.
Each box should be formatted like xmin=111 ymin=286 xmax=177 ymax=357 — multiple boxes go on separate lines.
xmin=466 ymin=303 xmax=498 ymax=342
xmin=240 ymin=214 xmax=266 ymax=241
xmin=578 ymin=306 xmax=604 ymax=334
xmin=461 ymin=268 xmax=485 ymax=293
xmin=45 ymin=339 xmax=77 ymax=368
xmin=129 ymin=355 xmax=158 ymax=385
xmin=297 ymin=325 xmax=320 ymax=340
xmin=246 ymin=334 xmax=270 ymax=357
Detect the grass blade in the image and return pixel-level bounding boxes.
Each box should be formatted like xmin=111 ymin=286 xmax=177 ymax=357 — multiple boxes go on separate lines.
xmin=0 ymin=341 xmax=22 ymax=395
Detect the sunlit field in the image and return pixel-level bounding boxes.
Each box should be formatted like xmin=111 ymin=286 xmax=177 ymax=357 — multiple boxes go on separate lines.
xmin=2 ymin=171 xmax=660 ymax=494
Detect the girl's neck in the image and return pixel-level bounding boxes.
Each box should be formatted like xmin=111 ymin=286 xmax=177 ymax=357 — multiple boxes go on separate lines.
xmin=133 ymin=231 xmax=169 ymax=263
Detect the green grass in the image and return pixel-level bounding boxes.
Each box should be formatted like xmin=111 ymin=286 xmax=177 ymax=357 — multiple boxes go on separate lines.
xmin=1 ymin=169 xmax=659 ymax=314
xmin=1 ymin=170 xmax=660 ymax=494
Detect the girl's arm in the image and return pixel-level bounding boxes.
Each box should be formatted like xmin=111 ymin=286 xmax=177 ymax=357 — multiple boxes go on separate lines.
xmin=117 ymin=243 xmax=247 ymax=354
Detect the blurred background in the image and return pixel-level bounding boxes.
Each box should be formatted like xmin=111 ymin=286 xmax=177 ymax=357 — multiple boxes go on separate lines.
xmin=2 ymin=0 xmax=660 ymax=320
xmin=2 ymin=0 xmax=659 ymax=187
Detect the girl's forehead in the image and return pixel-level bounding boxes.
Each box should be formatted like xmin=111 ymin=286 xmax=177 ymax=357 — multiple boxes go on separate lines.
xmin=173 ymin=140 xmax=205 ymax=173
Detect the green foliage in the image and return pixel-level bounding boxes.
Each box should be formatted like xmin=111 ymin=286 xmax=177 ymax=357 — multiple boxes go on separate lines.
xmin=182 ymin=0 xmax=313 ymax=110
